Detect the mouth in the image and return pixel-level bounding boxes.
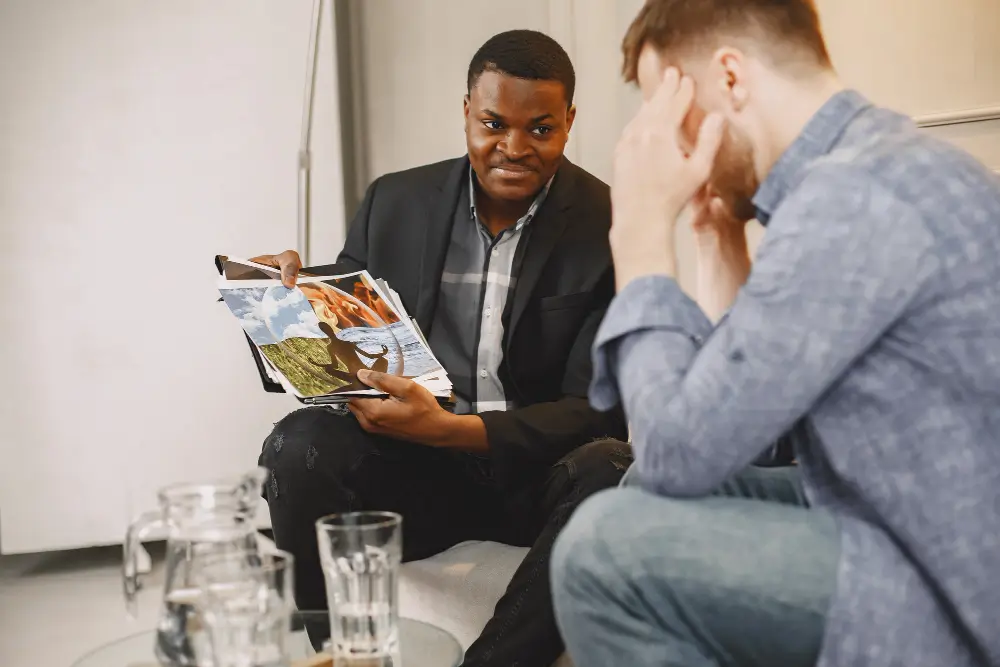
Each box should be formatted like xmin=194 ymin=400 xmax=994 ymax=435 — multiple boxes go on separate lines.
xmin=491 ymin=165 xmax=536 ymax=180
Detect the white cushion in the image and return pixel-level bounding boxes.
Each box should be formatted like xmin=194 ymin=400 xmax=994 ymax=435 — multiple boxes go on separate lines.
xmin=400 ymin=540 xmax=529 ymax=649
xmin=399 ymin=541 xmax=573 ymax=666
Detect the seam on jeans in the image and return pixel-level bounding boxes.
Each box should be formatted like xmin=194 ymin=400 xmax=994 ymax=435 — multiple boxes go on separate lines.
xmin=479 ymin=530 xmax=552 ymax=663
xmin=479 ymin=482 xmax=584 ymax=664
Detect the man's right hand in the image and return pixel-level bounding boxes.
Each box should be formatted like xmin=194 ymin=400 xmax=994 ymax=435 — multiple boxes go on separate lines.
xmin=690 ymin=186 xmax=746 ymax=241
xmin=249 ymin=250 xmax=302 ymax=289
xmin=689 ymin=188 xmax=751 ymax=323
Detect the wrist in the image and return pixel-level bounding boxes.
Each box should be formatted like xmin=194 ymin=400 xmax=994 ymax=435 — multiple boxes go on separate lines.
xmin=693 ymin=223 xmax=748 ymax=250
xmin=423 ymin=410 xmax=457 ymax=447
xmin=611 ymin=240 xmax=679 ymax=292
xmin=695 ymin=229 xmax=750 ymax=265
xmin=427 ymin=412 xmax=487 ymax=451
xmin=615 ymin=256 xmax=678 ymax=292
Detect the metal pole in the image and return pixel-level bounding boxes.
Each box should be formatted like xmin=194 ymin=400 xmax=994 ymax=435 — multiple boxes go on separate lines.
xmin=298 ymin=0 xmax=325 ymax=266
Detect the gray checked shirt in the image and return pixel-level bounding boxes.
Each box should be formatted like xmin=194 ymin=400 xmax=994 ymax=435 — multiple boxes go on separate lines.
xmin=427 ymin=166 xmax=551 ymax=415
xmin=591 ymin=90 xmax=1000 ymax=666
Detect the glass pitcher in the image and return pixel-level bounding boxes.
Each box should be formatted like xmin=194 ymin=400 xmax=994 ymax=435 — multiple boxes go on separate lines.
xmin=123 ymin=466 xmax=268 ymax=667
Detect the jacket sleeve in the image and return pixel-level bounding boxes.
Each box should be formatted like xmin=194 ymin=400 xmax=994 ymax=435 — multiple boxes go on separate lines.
xmin=478 ymin=268 xmax=629 ymax=489
xmin=303 ymin=178 xmax=378 ymax=275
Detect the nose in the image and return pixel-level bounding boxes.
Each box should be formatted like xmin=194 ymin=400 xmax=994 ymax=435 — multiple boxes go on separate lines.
xmin=499 ymin=130 xmax=532 ymax=160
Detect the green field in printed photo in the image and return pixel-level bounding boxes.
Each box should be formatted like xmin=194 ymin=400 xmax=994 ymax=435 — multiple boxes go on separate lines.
xmin=260 ymin=337 xmax=350 ymax=396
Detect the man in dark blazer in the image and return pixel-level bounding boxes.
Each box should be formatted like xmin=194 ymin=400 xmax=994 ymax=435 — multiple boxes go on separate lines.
xmin=252 ymin=30 xmax=630 ymax=667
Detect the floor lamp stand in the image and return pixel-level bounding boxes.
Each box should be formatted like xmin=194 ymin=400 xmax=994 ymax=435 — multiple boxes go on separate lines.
xmin=297 ymin=0 xmax=328 ymax=266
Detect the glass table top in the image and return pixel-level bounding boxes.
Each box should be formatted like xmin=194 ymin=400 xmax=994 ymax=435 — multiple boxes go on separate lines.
xmin=72 ymin=611 xmax=463 ymax=667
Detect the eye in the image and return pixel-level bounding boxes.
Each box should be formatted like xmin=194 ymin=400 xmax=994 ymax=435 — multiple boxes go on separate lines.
xmin=532 ymin=126 xmax=553 ymax=136
xmin=483 ymin=120 xmax=503 ymax=131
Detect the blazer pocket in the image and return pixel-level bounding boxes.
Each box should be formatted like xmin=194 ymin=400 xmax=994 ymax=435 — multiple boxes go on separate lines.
xmin=538 ymin=291 xmax=592 ymax=312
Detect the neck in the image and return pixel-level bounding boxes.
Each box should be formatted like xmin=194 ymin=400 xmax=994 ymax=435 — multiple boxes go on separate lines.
xmin=474 ymin=182 xmax=535 ymax=236
xmin=754 ymin=71 xmax=845 ymax=181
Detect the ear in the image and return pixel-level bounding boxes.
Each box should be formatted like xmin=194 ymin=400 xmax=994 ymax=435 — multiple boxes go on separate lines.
xmin=463 ymin=94 xmax=471 ymax=119
xmin=566 ymin=104 xmax=577 ymax=134
xmin=715 ymin=48 xmax=750 ymax=112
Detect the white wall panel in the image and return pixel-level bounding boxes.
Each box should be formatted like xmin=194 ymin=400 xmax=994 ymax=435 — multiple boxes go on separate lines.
xmin=0 ymin=0 xmax=343 ymax=553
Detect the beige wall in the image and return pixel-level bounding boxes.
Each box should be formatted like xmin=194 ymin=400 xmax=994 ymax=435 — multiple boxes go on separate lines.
xmin=817 ymin=0 xmax=1000 ymax=117
xmin=816 ymin=0 xmax=1000 ymax=173
xmin=353 ymin=0 xmax=1000 ymax=287
xmin=355 ymin=1 xmax=551 ymax=179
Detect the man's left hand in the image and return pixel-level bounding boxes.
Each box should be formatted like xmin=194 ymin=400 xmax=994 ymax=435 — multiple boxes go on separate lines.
xmin=348 ymin=370 xmax=451 ymax=445
xmin=610 ymin=68 xmax=725 ymax=291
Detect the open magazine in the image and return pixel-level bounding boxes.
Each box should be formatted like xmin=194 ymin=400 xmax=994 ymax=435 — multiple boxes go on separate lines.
xmin=216 ymin=256 xmax=453 ymax=406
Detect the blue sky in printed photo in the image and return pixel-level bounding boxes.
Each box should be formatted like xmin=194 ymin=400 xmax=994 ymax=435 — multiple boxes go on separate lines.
xmin=220 ymin=286 xmax=324 ymax=345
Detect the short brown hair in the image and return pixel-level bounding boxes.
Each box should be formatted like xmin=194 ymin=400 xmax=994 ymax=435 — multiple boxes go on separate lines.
xmin=622 ymin=0 xmax=832 ymax=82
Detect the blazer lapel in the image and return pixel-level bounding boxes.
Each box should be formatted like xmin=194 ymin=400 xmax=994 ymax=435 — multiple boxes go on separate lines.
xmin=414 ymin=157 xmax=468 ymax=333
xmin=507 ymin=160 xmax=578 ymax=341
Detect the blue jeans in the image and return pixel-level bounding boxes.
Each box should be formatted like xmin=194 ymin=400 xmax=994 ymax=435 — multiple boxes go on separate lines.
xmin=551 ymin=465 xmax=840 ymax=667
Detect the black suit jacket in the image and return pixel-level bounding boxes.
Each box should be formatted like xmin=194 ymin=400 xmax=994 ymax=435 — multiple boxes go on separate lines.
xmin=307 ymin=156 xmax=628 ymax=490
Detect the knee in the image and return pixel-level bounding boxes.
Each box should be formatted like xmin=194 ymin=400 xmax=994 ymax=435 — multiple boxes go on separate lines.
xmin=260 ymin=408 xmax=371 ymax=496
xmin=558 ymin=438 xmax=633 ymax=494
xmin=551 ymin=488 xmax=635 ymax=605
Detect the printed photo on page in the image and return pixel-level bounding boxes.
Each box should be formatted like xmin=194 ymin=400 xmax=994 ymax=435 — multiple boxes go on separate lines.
xmin=219 ymin=271 xmax=447 ymax=399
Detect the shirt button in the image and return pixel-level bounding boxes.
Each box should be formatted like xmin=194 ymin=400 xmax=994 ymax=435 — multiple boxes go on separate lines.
xmin=479 ymin=369 xmax=488 ymax=379
xmin=485 ymin=307 xmax=492 ymax=318
xmin=492 ymin=248 xmax=499 ymax=256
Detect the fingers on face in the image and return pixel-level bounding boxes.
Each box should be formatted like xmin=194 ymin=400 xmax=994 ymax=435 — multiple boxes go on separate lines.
xmin=665 ymin=76 xmax=696 ymax=129
xmin=692 ymin=184 xmax=712 ymax=205
xmin=654 ymin=67 xmax=681 ymax=104
xmin=690 ymin=113 xmax=726 ymax=181
xmin=709 ymin=196 xmax=728 ymax=218
xmin=621 ymin=69 xmax=695 ymax=150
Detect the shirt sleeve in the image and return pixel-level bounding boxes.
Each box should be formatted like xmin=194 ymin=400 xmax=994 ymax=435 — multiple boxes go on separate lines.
xmin=591 ymin=166 xmax=938 ymax=497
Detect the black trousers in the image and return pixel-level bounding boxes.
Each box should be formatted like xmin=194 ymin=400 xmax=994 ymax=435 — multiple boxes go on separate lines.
xmin=259 ymin=407 xmax=632 ymax=667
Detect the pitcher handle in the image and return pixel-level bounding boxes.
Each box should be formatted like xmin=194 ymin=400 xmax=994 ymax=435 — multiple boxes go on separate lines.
xmin=123 ymin=510 xmax=163 ymax=617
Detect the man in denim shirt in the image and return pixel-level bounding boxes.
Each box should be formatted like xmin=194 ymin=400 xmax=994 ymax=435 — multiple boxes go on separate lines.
xmin=550 ymin=1 xmax=1000 ymax=666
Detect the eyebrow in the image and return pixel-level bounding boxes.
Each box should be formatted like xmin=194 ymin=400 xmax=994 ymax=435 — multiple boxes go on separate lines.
xmin=481 ymin=110 xmax=555 ymax=124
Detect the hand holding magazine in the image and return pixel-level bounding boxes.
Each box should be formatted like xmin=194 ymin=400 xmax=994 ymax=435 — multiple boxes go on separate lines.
xmin=216 ymin=256 xmax=453 ymax=406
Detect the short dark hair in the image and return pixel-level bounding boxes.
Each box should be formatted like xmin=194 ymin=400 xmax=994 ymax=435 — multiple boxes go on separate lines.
xmin=622 ymin=0 xmax=832 ymax=83
xmin=467 ymin=30 xmax=576 ymax=105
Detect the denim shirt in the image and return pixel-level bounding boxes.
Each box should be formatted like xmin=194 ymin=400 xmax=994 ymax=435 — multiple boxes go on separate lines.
xmin=591 ymin=90 xmax=1000 ymax=667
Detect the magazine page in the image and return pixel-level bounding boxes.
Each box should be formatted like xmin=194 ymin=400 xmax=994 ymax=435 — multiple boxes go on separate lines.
xmin=365 ymin=280 xmax=438 ymax=370
xmin=218 ymin=269 xmax=450 ymax=400
xmin=297 ymin=273 xmax=446 ymax=381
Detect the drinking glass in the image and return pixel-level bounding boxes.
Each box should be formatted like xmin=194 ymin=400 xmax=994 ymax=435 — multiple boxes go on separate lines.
xmin=316 ymin=512 xmax=402 ymax=659
xmin=192 ymin=548 xmax=296 ymax=667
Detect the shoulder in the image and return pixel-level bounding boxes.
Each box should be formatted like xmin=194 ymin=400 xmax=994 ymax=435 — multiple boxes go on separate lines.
xmin=551 ymin=159 xmax=611 ymax=228
xmin=559 ymin=159 xmax=610 ymax=202
xmin=774 ymin=161 xmax=931 ymax=243
xmin=815 ymin=106 xmax=995 ymax=224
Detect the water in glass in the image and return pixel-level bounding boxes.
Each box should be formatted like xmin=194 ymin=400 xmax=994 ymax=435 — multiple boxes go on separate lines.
xmin=316 ymin=512 xmax=402 ymax=658
xmin=193 ymin=549 xmax=295 ymax=667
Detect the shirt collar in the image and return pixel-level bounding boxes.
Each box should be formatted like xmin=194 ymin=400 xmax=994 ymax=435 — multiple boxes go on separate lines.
xmin=752 ymin=89 xmax=871 ymax=225
xmin=468 ymin=165 xmax=554 ymax=232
